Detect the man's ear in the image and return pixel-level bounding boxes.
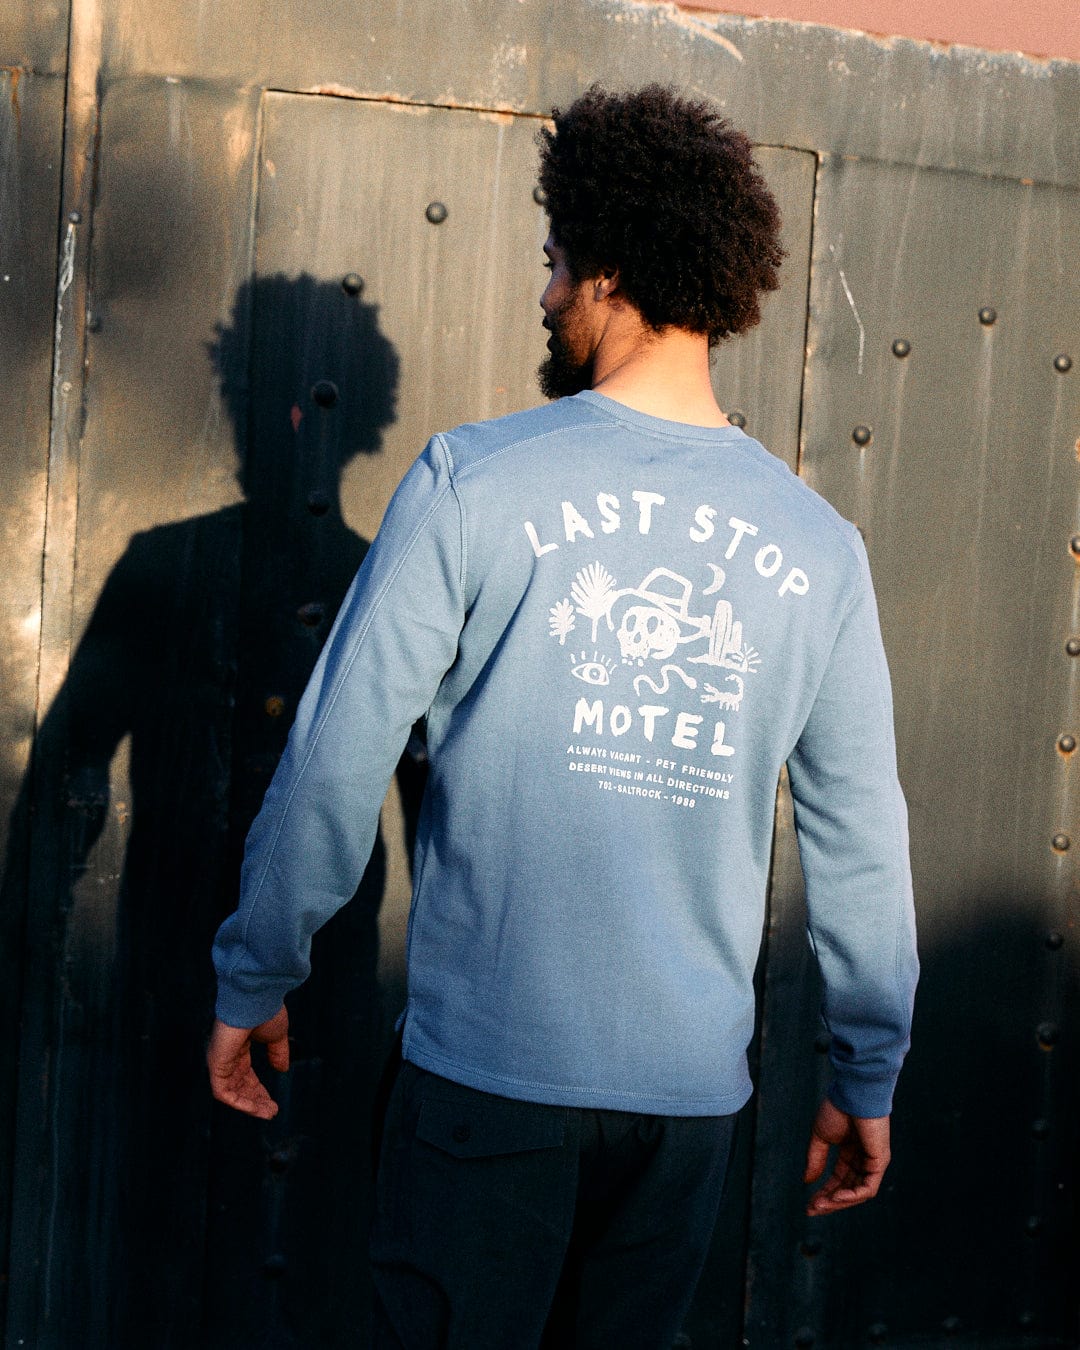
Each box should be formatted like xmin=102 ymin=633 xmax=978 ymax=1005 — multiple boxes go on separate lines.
xmin=593 ymin=265 xmax=620 ymax=301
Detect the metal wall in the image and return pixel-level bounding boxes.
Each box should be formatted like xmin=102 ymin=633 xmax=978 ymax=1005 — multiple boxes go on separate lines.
xmin=2 ymin=1 xmax=1077 ymax=1346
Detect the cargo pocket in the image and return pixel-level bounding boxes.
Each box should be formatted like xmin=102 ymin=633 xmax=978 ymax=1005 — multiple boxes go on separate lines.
xmin=415 ymin=1096 xmax=566 ymax=1159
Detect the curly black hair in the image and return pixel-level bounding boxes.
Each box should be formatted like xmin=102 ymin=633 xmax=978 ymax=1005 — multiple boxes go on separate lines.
xmin=537 ymin=84 xmax=784 ymax=345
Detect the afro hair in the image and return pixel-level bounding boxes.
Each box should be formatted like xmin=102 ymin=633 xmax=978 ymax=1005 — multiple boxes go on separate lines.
xmin=537 ymin=84 xmax=784 ymax=345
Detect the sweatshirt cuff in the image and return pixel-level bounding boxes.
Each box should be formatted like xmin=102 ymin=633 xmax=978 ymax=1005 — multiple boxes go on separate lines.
xmin=827 ymin=1073 xmax=896 ymax=1119
xmin=214 ymin=980 xmax=289 ymax=1030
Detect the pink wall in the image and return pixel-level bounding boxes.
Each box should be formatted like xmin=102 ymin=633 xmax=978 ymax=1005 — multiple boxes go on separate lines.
xmin=682 ymin=0 xmax=1080 ymax=62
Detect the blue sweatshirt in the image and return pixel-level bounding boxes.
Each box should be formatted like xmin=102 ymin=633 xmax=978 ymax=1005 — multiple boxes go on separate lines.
xmin=213 ymin=391 xmax=918 ymax=1119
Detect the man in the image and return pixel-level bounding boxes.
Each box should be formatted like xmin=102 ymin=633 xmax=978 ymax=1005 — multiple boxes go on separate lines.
xmin=209 ymin=85 xmax=918 ymax=1348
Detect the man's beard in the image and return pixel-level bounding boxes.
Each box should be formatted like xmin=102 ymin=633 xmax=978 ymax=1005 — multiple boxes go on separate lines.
xmin=537 ymin=301 xmax=593 ymax=400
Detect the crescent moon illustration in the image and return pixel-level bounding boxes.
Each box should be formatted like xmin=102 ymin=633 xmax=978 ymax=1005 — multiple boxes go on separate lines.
xmin=702 ymin=563 xmax=726 ymax=596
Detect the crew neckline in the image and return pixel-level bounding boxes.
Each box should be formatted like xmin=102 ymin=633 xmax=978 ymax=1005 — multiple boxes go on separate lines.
xmin=573 ymin=389 xmax=746 ymax=442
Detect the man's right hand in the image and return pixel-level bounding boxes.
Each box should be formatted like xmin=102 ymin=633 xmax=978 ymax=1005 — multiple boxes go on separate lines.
xmin=207 ymin=1007 xmax=290 ymax=1119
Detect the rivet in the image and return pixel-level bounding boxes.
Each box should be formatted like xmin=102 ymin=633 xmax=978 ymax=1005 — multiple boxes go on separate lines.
xmin=728 ymin=410 xmax=747 ymax=429
xmin=800 ymin=1237 xmax=822 ymax=1257
xmin=451 ymin=1123 xmax=471 ymax=1144
xmin=793 ymin=1328 xmax=815 ymax=1349
xmin=268 ymin=1146 xmax=292 ymax=1174
xmin=1069 ymin=535 xmax=1080 ymax=558
xmin=672 ymin=1336 xmax=692 ymax=1350
xmin=1058 ymin=734 xmax=1076 ymax=754
xmin=311 ymin=380 xmax=338 ymax=409
xmin=533 ymin=185 xmax=548 ymax=207
xmin=852 ymin=425 xmax=872 ymax=447
xmin=1018 ymin=1311 xmax=1037 ymax=1330
xmin=868 ymin=1323 xmax=888 ymax=1344
xmin=1031 ymin=1117 xmax=1050 ymax=1139
xmin=1068 ymin=637 xmax=1080 ymax=657
xmin=341 ymin=272 xmax=364 ymax=296
xmin=1024 ymin=1214 xmax=1042 ymax=1236
xmin=1051 ymin=833 xmax=1070 ymax=853
xmin=68 ymin=209 xmax=81 ymax=224
xmin=1045 ymin=932 xmax=1064 ymax=952
xmin=1054 ymin=353 xmax=1072 ymax=373
xmin=942 ymin=1316 xmax=962 ymax=1336
xmin=307 ymin=490 xmax=330 ymax=517
xmin=813 ymin=1033 xmax=831 ymax=1054
xmin=264 ymin=695 xmax=286 ymax=719
xmin=1036 ymin=1021 xmax=1059 ymax=1048
xmin=263 ymin=1253 xmax=287 ymax=1277
xmin=425 ymin=201 xmax=448 ymax=224
xmin=978 ymin=307 xmax=996 ymax=326
xmin=891 ymin=338 xmax=910 ymax=358
xmin=297 ymin=602 xmax=325 ymax=628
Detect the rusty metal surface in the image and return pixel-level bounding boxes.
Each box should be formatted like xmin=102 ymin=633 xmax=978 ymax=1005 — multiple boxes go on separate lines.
xmin=750 ymin=154 xmax=1080 ymax=1347
xmin=75 ymin=1 xmax=1080 ymax=191
xmin=4 ymin=75 xmax=261 ymax=1348
xmin=0 ymin=68 xmax=65 ymax=1336
xmin=1 ymin=0 xmax=68 ymax=74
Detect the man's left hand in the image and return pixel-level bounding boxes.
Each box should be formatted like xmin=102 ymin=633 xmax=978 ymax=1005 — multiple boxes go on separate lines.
xmin=804 ymin=1097 xmax=890 ymax=1216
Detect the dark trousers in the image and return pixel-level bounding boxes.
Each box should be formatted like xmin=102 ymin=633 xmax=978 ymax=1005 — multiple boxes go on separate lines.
xmin=370 ymin=1060 xmax=735 ymax=1350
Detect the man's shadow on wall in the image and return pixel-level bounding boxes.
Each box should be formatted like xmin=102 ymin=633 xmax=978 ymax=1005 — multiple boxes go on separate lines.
xmin=2 ymin=273 xmax=419 ymax=1347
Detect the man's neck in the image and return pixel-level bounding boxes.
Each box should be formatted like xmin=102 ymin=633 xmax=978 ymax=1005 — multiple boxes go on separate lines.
xmin=589 ymin=322 xmax=729 ymax=429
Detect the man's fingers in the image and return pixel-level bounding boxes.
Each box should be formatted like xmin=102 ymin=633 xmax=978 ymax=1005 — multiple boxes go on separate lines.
xmin=265 ymin=1035 xmax=290 ymax=1073
xmin=803 ymin=1134 xmax=829 ymax=1184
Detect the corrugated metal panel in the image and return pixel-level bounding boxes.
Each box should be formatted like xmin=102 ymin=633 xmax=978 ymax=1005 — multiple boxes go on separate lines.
xmin=750 ymin=153 xmax=1080 ymax=1348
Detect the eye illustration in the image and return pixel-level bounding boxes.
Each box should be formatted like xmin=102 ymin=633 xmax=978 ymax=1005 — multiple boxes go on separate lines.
xmin=570 ymin=650 xmax=615 ymax=686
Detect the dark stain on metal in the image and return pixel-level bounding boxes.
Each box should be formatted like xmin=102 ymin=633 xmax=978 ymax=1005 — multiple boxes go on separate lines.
xmin=891 ymin=338 xmax=910 ymax=357
xmin=425 ymin=200 xmax=448 ymax=224
xmin=1053 ymin=353 xmax=1072 ymax=372
xmin=978 ymin=306 xmax=997 ymax=325
xmin=341 ymin=272 xmax=364 ymax=295
xmin=852 ymin=424 xmax=872 ymax=446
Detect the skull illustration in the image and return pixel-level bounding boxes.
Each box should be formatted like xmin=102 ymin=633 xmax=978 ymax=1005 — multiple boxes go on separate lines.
xmin=617 ymin=605 xmax=680 ymax=663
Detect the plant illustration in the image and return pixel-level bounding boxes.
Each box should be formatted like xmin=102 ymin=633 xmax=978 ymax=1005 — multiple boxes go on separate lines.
xmin=549 ymin=598 xmax=576 ymax=644
xmin=571 ymin=562 xmax=617 ymax=641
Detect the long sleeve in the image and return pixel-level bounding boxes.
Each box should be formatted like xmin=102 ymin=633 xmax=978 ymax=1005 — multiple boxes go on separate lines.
xmin=212 ymin=437 xmax=465 ymax=1027
xmin=786 ymin=531 xmax=919 ymax=1118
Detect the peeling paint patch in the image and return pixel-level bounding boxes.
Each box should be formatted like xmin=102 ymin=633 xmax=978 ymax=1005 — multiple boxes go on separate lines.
xmin=620 ymin=0 xmax=745 ymax=58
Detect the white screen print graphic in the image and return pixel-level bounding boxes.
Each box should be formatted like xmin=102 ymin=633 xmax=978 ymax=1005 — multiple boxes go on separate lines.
xmin=547 ymin=562 xmax=760 ymax=762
